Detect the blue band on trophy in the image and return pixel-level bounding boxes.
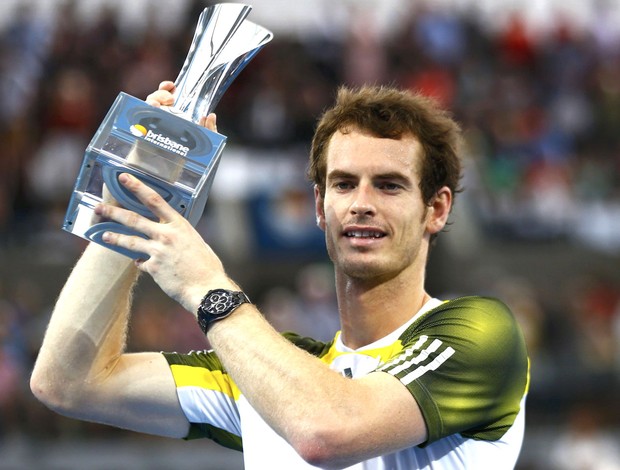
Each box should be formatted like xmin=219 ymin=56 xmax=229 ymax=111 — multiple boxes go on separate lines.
xmin=101 ymin=165 xmax=186 ymax=219
xmin=84 ymin=222 xmax=150 ymax=260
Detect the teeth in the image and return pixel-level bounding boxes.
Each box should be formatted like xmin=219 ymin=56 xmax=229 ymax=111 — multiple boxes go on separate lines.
xmin=347 ymin=231 xmax=383 ymax=238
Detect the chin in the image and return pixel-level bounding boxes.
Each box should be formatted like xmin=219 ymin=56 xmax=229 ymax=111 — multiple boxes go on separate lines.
xmin=340 ymin=260 xmax=391 ymax=281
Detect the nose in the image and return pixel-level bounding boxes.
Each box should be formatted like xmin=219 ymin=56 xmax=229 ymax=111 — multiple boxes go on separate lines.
xmin=350 ymin=184 xmax=376 ymax=216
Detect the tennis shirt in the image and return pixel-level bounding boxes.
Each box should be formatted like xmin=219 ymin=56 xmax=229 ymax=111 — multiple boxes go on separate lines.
xmin=163 ymin=296 xmax=530 ymax=469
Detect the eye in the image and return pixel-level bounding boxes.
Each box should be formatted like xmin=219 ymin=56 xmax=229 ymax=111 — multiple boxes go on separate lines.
xmin=378 ymin=182 xmax=403 ymax=192
xmin=333 ymin=180 xmax=354 ymax=191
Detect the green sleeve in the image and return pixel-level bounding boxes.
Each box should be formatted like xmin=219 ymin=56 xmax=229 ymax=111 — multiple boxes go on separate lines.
xmin=380 ymin=296 xmax=529 ymax=444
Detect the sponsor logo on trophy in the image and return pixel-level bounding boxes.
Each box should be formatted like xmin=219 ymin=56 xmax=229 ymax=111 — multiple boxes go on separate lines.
xmin=62 ymin=3 xmax=273 ymax=259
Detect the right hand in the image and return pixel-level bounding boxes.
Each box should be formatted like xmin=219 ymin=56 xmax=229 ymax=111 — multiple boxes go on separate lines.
xmin=146 ymin=81 xmax=217 ymax=131
xmin=95 ymin=173 xmax=232 ymax=313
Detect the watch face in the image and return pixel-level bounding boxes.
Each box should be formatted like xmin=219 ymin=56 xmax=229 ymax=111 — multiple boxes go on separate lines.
xmin=197 ymin=289 xmax=249 ymax=334
xmin=206 ymin=290 xmax=236 ymax=314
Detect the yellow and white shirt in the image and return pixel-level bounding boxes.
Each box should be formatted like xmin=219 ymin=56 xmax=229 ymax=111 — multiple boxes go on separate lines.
xmin=163 ymin=296 xmax=530 ymax=469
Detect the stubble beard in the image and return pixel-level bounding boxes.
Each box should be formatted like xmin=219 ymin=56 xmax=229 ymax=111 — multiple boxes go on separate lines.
xmin=327 ymin=239 xmax=411 ymax=285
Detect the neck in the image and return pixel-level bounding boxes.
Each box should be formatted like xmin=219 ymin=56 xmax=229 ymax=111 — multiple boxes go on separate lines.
xmin=336 ymin=267 xmax=430 ymax=349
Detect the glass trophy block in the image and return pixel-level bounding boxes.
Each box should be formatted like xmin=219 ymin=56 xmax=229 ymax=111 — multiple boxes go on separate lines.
xmin=63 ymin=92 xmax=226 ymax=259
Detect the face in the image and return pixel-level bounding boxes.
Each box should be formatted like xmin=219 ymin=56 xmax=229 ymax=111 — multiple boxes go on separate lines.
xmin=315 ymin=128 xmax=450 ymax=282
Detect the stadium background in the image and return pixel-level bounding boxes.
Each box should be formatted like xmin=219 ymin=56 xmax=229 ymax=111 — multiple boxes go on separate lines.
xmin=0 ymin=0 xmax=619 ymax=468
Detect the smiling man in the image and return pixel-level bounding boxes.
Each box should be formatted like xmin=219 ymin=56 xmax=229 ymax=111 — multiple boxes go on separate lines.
xmin=31 ymin=83 xmax=529 ymax=469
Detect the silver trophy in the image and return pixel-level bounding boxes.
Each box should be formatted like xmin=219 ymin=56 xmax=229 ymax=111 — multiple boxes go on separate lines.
xmin=63 ymin=3 xmax=273 ymax=259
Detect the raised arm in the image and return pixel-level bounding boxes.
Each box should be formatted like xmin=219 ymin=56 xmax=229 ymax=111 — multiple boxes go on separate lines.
xmin=29 ymin=243 xmax=190 ymax=437
xmin=29 ymin=81 xmax=196 ymax=438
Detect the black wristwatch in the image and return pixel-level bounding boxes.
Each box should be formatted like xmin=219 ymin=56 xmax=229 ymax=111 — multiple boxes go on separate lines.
xmin=196 ymin=289 xmax=250 ymax=334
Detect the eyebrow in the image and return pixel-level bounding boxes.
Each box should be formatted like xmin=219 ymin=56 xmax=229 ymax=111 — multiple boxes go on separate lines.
xmin=375 ymin=172 xmax=413 ymax=184
xmin=326 ymin=170 xmax=356 ymax=181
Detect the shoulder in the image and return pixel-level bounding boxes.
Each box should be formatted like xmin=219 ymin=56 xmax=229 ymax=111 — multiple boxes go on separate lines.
xmin=388 ymin=295 xmax=529 ymax=395
xmin=404 ymin=296 xmax=523 ymax=349
xmin=426 ymin=295 xmax=515 ymax=324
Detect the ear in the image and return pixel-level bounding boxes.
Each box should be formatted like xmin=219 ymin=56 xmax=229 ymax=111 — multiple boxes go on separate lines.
xmin=314 ymin=185 xmax=326 ymax=231
xmin=426 ymin=186 xmax=452 ymax=235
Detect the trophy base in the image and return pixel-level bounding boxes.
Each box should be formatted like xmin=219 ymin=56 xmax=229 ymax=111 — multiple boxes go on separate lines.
xmin=63 ymin=92 xmax=227 ymax=259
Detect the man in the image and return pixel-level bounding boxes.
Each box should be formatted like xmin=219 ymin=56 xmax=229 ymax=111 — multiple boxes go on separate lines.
xmin=31 ymin=81 xmax=529 ymax=469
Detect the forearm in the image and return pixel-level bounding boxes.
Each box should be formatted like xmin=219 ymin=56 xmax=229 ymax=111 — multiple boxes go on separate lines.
xmin=32 ymin=243 xmax=140 ymax=404
xmin=206 ymin=305 xmax=357 ymax=458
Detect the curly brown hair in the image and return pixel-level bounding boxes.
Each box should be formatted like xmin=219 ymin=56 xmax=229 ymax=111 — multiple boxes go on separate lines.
xmin=308 ymin=85 xmax=463 ymax=208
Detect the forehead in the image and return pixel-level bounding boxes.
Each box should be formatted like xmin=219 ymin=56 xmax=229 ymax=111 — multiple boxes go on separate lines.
xmin=325 ymin=129 xmax=422 ymax=176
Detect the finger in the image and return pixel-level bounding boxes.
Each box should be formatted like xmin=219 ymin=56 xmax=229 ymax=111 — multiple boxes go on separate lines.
xmin=158 ymin=80 xmax=176 ymax=92
xmin=199 ymin=113 xmax=217 ymax=132
xmin=118 ymin=173 xmax=180 ymax=224
xmin=94 ymin=202 xmax=158 ymax=239
xmin=101 ymin=230 xmax=151 ymax=263
xmin=146 ymin=89 xmax=175 ymax=107
xmin=206 ymin=113 xmax=217 ymax=132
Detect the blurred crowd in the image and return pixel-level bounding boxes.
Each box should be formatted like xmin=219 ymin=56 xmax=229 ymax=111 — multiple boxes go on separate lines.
xmin=1 ymin=0 xmax=619 ymax=468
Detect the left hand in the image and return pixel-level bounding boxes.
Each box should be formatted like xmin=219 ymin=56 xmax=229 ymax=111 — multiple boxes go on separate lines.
xmin=146 ymin=80 xmax=217 ymax=129
xmin=94 ymin=173 xmax=233 ymax=314
xmin=146 ymin=81 xmax=177 ymax=108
